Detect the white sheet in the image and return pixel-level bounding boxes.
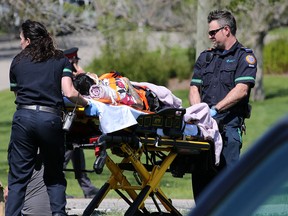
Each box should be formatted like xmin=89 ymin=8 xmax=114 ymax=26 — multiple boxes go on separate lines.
xmin=90 ymin=100 xmax=146 ymax=134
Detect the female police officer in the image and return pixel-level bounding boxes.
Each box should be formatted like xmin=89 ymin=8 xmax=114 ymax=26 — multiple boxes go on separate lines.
xmin=6 ymin=20 xmax=97 ymax=216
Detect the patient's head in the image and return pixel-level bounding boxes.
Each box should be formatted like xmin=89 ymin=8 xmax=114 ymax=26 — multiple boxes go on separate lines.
xmin=73 ymin=73 xmax=95 ymax=95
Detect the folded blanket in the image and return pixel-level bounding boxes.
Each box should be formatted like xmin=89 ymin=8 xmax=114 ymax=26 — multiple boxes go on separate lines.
xmin=89 ymin=84 xmax=117 ymax=104
xmin=184 ymin=103 xmax=223 ymax=165
xmin=131 ymin=81 xmax=182 ymax=109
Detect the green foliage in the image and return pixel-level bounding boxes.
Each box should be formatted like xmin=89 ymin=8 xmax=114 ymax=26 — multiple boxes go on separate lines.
xmin=86 ymin=32 xmax=194 ymax=86
xmin=268 ymin=27 xmax=288 ymax=36
xmin=263 ymin=38 xmax=288 ymax=74
xmin=63 ymin=2 xmax=86 ymax=13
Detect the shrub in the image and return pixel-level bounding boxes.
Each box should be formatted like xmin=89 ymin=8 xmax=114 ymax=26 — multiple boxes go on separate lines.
xmin=85 ymin=32 xmax=194 ymax=86
xmin=263 ymin=38 xmax=288 ymax=74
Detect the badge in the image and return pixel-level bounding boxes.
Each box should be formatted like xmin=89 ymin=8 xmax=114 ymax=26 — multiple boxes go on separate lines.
xmin=246 ymin=55 xmax=256 ymax=64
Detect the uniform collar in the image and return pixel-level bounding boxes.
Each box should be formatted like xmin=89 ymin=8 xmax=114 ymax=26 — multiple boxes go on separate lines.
xmin=211 ymin=40 xmax=240 ymax=56
xmin=220 ymin=41 xmax=240 ymax=56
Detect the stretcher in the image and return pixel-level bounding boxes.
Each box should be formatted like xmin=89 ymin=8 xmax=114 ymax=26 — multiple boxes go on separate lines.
xmin=65 ymin=105 xmax=217 ymax=216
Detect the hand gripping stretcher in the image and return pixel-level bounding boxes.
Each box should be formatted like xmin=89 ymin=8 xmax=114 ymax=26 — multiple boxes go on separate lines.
xmin=65 ymin=105 xmax=218 ymax=216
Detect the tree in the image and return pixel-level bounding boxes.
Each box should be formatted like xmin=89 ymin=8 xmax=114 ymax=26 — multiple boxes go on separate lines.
xmin=0 ymin=0 xmax=97 ymax=36
xmin=1 ymin=0 xmax=287 ymax=101
xmin=195 ymin=0 xmax=219 ymax=57
xmin=194 ymin=0 xmax=288 ymax=101
xmin=227 ymin=0 xmax=288 ymax=101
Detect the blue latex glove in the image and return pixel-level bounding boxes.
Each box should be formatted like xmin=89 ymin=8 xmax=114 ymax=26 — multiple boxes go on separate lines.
xmin=210 ymin=108 xmax=218 ymax=117
xmin=84 ymin=100 xmax=99 ymax=116
xmin=63 ymin=96 xmax=75 ymax=107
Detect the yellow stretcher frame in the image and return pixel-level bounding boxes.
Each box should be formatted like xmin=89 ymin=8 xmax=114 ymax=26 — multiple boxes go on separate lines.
xmin=66 ymin=107 xmax=216 ymax=215
xmin=81 ymin=135 xmax=213 ymax=216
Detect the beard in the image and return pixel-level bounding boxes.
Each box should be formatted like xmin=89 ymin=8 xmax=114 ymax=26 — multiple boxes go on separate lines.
xmin=212 ymin=40 xmax=225 ymax=50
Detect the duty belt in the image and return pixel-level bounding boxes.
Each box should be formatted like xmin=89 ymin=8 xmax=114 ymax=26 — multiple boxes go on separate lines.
xmin=17 ymin=105 xmax=62 ymax=115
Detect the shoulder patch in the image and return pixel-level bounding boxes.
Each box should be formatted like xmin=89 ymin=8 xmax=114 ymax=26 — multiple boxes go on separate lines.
xmin=202 ymin=48 xmax=214 ymax=53
xmin=241 ymin=47 xmax=253 ymax=53
xmin=245 ymin=55 xmax=256 ymax=65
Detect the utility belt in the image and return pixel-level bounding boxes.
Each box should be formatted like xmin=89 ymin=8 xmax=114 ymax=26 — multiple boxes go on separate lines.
xmin=17 ymin=104 xmax=76 ymax=132
xmin=214 ymin=104 xmax=251 ymax=135
xmin=17 ymin=104 xmax=62 ymax=115
xmin=229 ymin=103 xmax=252 ymax=119
xmin=214 ymin=103 xmax=251 ymax=120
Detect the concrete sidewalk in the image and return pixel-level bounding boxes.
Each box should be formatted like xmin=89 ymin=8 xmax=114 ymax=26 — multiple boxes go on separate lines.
xmin=66 ymin=198 xmax=194 ymax=215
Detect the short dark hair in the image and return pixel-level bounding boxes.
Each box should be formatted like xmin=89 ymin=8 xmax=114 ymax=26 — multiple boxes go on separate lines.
xmin=208 ymin=10 xmax=237 ymax=35
xmin=73 ymin=73 xmax=95 ymax=95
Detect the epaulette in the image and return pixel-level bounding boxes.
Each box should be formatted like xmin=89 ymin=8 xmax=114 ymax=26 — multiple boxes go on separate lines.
xmin=241 ymin=47 xmax=253 ymax=53
xmin=201 ymin=47 xmax=213 ymax=55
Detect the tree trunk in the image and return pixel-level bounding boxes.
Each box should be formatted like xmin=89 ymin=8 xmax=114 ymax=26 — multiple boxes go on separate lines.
xmin=251 ymin=32 xmax=266 ymax=101
xmin=196 ymin=0 xmax=209 ymax=58
xmin=195 ymin=0 xmax=219 ymax=58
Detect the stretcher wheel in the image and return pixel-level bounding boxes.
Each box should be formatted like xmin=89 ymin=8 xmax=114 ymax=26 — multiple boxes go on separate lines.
xmin=93 ymin=150 xmax=107 ymax=174
xmin=94 ymin=167 xmax=103 ymax=174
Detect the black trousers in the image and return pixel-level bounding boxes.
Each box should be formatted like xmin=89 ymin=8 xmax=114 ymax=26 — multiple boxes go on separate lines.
xmin=192 ymin=114 xmax=243 ymax=203
xmin=6 ymin=109 xmax=67 ymax=216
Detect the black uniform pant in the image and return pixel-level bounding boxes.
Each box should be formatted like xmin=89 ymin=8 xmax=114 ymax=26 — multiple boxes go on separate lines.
xmin=6 ymin=109 xmax=67 ymax=216
xmin=64 ymin=149 xmax=97 ymax=197
xmin=192 ymin=114 xmax=243 ymax=203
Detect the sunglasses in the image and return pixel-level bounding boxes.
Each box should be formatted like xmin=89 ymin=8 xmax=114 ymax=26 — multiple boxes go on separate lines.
xmin=208 ymin=26 xmax=225 ymax=36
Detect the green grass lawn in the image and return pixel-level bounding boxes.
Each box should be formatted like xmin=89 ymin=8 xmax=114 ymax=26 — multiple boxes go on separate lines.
xmin=1 ymin=75 xmax=287 ymax=199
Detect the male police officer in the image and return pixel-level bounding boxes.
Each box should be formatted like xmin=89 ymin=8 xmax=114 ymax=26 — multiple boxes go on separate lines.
xmin=63 ymin=47 xmax=99 ymax=198
xmin=189 ymin=10 xmax=257 ymax=201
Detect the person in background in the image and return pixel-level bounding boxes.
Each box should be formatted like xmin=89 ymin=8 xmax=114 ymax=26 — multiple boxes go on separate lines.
xmin=63 ymin=47 xmax=85 ymax=76
xmin=6 ymin=20 xmax=97 ymax=216
xmin=189 ymin=10 xmax=257 ymax=202
xmin=21 ymin=165 xmax=52 ymax=216
xmin=63 ymin=47 xmax=99 ymax=198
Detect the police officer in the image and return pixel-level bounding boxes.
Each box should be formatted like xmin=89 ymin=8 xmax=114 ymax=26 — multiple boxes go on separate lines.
xmin=6 ymin=20 xmax=98 ymax=216
xmin=63 ymin=47 xmax=99 ymax=198
xmin=63 ymin=47 xmax=85 ymax=76
xmin=189 ymin=10 xmax=257 ymax=201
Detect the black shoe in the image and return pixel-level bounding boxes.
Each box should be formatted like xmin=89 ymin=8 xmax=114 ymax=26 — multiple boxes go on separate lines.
xmin=84 ymin=188 xmax=99 ymax=198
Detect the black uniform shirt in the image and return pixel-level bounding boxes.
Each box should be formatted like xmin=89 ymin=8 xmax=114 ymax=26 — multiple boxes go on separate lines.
xmin=190 ymin=41 xmax=257 ymax=109
xmin=9 ymin=55 xmax=73 ymax=109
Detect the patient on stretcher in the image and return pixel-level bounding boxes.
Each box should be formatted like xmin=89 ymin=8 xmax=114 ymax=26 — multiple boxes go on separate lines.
xmin=68 ymin=71 xmax=189 ymax=133
xmin=73 ymin=71 xmax=181 ymax=111
xmin=65 ymin=71 xmax=222 ymax=165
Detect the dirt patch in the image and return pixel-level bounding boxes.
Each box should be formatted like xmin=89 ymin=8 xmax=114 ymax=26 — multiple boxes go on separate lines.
xmin=168 ymin=78 xmax=191 ymax=91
